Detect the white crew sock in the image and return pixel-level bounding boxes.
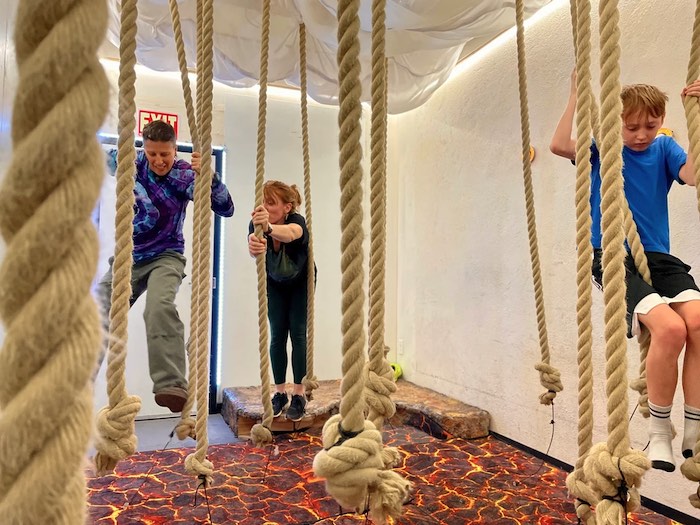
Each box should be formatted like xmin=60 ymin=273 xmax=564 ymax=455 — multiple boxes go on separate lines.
xmin=648 ymin=401 xmax=675 ymax=472
xmin=682 ymin=404 xmax=700 ymax=458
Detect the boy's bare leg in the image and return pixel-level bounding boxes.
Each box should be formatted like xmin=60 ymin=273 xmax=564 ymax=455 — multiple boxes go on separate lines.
xmin=670 ymin=301 xmax=700 ymax=457
xmin=640 ymin=304 xmax=687 ymax=471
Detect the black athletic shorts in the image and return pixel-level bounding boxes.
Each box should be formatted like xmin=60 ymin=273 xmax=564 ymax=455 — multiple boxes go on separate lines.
xmin=592 ymin=248 xmax=700 ymax=337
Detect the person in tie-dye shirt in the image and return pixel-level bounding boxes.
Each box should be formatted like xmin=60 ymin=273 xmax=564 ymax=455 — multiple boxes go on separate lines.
xmin=97 ymin=120 xmax=234 ymax=413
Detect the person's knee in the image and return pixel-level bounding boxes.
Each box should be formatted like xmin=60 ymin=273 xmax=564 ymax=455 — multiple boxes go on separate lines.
xmin=681 ymin=305 xmax=700 ymax=341
xmin=649 ymin=316 xmax=687 ymax=357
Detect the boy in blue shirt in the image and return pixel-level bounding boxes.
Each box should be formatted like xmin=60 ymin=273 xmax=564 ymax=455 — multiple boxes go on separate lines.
xmin=551 ymin=75 xmax=700 ymax=472
xmin=98 ymin=120 xmax=234 ymax=413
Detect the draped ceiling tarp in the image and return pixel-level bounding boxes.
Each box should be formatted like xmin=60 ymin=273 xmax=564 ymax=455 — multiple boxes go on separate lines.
xmin=106 ymin=0 xmax=551 ymax=114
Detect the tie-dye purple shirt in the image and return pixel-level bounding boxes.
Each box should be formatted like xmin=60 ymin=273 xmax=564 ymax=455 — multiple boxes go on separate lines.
xmin=107 ymin=150 xmax=234 ymax=262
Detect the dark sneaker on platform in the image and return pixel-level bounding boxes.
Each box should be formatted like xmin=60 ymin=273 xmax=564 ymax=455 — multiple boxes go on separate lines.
xmin=286 ymin=394 xmax=307 ymax=422
xmin=272 ymin=392 xmax=290 ymax=417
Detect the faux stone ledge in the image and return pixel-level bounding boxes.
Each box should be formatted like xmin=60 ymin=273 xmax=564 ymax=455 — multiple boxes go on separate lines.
xmin=221 ymin=379 xmax=490 ymax=440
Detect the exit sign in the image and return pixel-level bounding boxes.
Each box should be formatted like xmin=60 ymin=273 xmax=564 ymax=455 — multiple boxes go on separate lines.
xmin=138 ymin=110 xmax=179 ymax=137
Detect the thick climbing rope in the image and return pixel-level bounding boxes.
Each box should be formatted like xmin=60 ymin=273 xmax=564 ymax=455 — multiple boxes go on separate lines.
xmin=0 ymin=0 xmax=109 ymax=522
xmin=563 ymin=2 xmax=597 ymax=523
xmin=168 ymin=0 xmax=199 ymax=151
xmin=364 ymin=0 xmax=397 ymax=431
xmin=94 ymin=0 xmax=142 ymax=475
xmin=514 ymin=0 xmax=563 ymax=406
xmin=299 ymin=22 xmax=320 ymax=400
xmin=570 ymin=0 xmax=651 ymax=421
xmin=624 ymin=203 xmax=652 ymax=418
xmin=582 ymin=2 xmax=650 ymax=523
xmin=183 ymin=0 xmax=216 ymax=486
xmin=312 ymin=2 xmax=410 ymax=522
xmin=250 ymin=0 xmax=275 ymax=448
xmin=168 ymin=0 xmax=199 ymax=442
xmin=680 ymin=0 xmax=700 ymax=507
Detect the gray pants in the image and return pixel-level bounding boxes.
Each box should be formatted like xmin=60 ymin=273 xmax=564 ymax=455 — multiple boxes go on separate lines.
xmin=97 ymin=251 xmax=187 ymax=393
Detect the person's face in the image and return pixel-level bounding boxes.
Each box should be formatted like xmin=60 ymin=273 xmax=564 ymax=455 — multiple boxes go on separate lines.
xmin=144 ymin=139 xmax=177 ymax=176
xmin=622 ymin=111 xmax=663 ymax=152
xmin=264 ymin=192 xmax=292 ymax=224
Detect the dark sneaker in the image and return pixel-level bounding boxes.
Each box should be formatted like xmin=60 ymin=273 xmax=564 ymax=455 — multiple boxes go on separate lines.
xmin=154 ymin=386 xmax=188 ymax=413
xmin=286 ymin=394 xmax=307 ymax=422
xmin=272 ymin=392 xmax=289 ymax=417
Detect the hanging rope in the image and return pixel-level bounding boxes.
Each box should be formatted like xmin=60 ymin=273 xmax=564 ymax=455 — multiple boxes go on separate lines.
xmin=168 ymin=0 xmax=199 ymax=151
xmin=563 ymin=2 xmax=597 ymax=523
xmin=94 ymin=0 xmax=142 ymax=474
xmin=250 ymin=0 xmax=274 ymax=448
xmin=183 ymin=0 xmax=216 ymax=486
xmin=168 ymin=0 xmax=199 ymax=442
xmin=312 ymin=2 xmax=410 ymax=521
xmin=299 ymin=22 xmax=320 ymax=400
xmin=364 ymin=0 xmax=397 ymax=432
xmin=0 ymin=0 xmax=109 ymax=521
xmin=514 ymin=0 xmax=562 ymax=406
xmin=624 ymin=203 xmax=652 ymax=418
xmin=570 ymin=0 xmax=651 ymax=419
xmin=679 ymin=0 xmax=700 ymax=507
xmin=582 ymin=1 xmax=650 ymax=523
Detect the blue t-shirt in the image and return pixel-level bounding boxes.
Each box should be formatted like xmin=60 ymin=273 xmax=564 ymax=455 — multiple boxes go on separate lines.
xmin=589 ymin=135 xmax=686 ymax=253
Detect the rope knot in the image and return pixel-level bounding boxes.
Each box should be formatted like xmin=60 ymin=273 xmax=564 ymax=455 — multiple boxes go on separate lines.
xmin=583 ymin=443 xmax=648 ymax=523
xmin=175 ymin=416 xmax=196 ymax=440
xmin=535 ymin=361 xmax=562 ymax=405
xmin=303 ymin=374 xmax=320 ymax=400
xmin=250 ymin=423 xmax=273 ymax=448
xmin=94 ymin=395 xmax=142 ymax=473
xmin=565 ymin=467 xmax=599 ymax=519
xmin=364 ymin=364 xmax=397 ymax=420
xmin=681 ymin=454 xmax=700 ymax=483
xmin=185 ymin=453 xmax=214 ymax=487
xmin=313 ymin=415 xmax=411 ymax=523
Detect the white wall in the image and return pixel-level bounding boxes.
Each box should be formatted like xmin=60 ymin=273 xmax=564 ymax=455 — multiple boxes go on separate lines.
xmin=392 ymin=0 xmax=700 ymax=515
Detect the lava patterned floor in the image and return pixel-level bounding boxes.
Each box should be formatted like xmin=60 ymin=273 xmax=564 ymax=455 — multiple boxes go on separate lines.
xmin=86 ymin=421 xmax=682 ymax=525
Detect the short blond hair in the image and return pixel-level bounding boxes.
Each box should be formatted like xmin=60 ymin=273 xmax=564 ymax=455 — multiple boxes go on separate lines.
xmin=620 ymin=84 xmax=668 ymax=120
xmin=263 ymin=180 xmax=302 ymax=213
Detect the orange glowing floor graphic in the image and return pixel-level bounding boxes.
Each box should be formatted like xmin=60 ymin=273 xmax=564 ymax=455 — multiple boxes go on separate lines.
xmin=86 ymin=424 xmax=682 ymax=524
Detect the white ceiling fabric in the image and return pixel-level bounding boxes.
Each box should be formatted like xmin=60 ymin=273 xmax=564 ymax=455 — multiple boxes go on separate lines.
xmin=106 ymin=0 xmax=551 ymax=113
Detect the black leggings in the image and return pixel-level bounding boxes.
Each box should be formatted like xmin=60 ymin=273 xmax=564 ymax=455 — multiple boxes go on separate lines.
xmin=268 ymin=277 xmax=308 ymax=385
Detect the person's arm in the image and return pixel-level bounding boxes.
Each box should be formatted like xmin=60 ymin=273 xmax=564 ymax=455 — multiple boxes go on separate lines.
xmin=679 ymin=80 xmax=700 ymax=186
xmin=266 ymin=222 xmax=302 ymax=243
xmin=209 ymin=171 xmax=235 ymax=217
xmin=679 ymin=151 xmax=696 ymax=186
xmin=183 ymin=153 xmax=234 ymax=216
xmin=549 ymin=71 xmax=577 ymax=161
xmin=248 ymin=233 xmax=267 ymax=257
xmin=251 ymin=205 xmax=302 ymax=243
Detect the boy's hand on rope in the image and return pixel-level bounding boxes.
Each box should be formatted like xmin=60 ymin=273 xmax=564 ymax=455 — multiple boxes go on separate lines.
xmin=682 ymin=80 xmax=700 ymax=100
xmin=191 ymin=151 xmax=201 ymax=173
xmin=251 ymin=205 xmax=270 ymax=230
xmin=248 ymin=233 xmax=267 ymax=257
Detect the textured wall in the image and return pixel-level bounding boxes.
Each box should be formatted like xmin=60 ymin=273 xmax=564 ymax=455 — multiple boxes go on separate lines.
xmin=392 ymin=0 xmax=700 ymax=515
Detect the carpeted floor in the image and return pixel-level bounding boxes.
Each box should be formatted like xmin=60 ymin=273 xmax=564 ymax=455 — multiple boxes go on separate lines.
xmin=86 ymin=423 xmax=682 ymax=525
